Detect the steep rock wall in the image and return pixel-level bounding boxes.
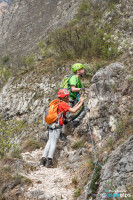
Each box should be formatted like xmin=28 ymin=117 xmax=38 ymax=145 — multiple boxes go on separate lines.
xmin=77 ymin=62 xmax=132 ymax=143
xmin=96 ymin=136 xmax=133 ymax=199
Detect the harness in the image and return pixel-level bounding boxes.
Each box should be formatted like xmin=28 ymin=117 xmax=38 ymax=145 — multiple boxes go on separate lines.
xmin=47 ymin=123 xmax=62 ymax=130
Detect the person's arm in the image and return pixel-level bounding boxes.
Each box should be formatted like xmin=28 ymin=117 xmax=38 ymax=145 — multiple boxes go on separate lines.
xmin=71 ymin=85 xmax=81 ymax=92
xmin=71 ymin=85 xmax=88 ymax=94
xmin=69 ymin=97 xmax=85 ymax=113
xmin=72 ymin=101 xmax=81 ymax=109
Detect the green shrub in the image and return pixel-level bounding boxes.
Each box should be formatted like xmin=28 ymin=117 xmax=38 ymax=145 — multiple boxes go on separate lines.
xmin=38 ymin=39 xmax=45 ymax=49
xmin=48 ymin=19 xmax=119 ymax=60
xmin=115 ymin=120 xmax=126 ymax=136
xmin=109 ymin=0 xmax=120 ymax=4
xmin=72 ymin=177 xmax=78 ymax=185
xmin=1 ymin=55 xmax=9 ymax=64
xmin=0 ymin=132 xmax=15 ymax=158
xmin=83 ymin=63 xmax=93 ymax=76
xmin=71 ymin=140 xmax=85 ymax=149
xmin=22 ymin=138 xmax=43 ymax=152
xmin=83 ymin=61 xmax=106 ymax=77
xmin=3 ymin=165 xmax=12 ymax=173
xmin=22 ymin=54 xmax=35 ymax=71
xmin=11 ymin=148 xmax=22 ymax=159
xmin=0 ymin=65 xmax=11 ymax=82
xmin=89 ymin=165 xmax=101 ymax=198
xmin=11 ymin=173 xmax=32 ymax=186
xmin=74 ymin=187 xmax=81 ymax=198
xmin=76 ymin=0 xmax=91 ymax=19
xmin=107 ymin=137 xmax=114 ymax=149
xmin=38 ymin=39 xmax=48 ymax=58
xmin=45 ymin=0 xmax=120 ymax=60
xmin=0 ymin=119 xmax=27 ymax=158
xmin=115 ymin=107 xmax=133 ymax=138
xmin=110 ymin=84 xmax=117 ymax=92
xmin=127 ymin=76 xmax=133 ymax=82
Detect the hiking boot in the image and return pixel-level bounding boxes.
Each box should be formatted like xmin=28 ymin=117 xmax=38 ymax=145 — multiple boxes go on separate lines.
xmin=45 ymin=158 xmax=54 ymax=168
xmin=59 ymin=132 xmax=68 ymax=141
xmin=72 ymin=120 xmax=80 ymax=128
xmin=40 ymin=157 xmax=47 ymax=166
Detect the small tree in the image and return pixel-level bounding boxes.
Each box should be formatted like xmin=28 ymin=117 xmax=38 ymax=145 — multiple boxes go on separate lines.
xmin=22 ymin=54 xmax=35 ymax=71
xmin=1 ymin=55 xmax=10 ymax=64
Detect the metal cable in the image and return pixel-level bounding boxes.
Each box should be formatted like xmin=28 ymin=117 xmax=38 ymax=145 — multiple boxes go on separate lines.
xmin=84 ymin=91 xmax=102 ymax=199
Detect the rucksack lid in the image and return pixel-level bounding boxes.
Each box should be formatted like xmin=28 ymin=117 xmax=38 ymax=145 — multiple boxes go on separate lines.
xmin=60 ymin=75 xmax=72 ymax=89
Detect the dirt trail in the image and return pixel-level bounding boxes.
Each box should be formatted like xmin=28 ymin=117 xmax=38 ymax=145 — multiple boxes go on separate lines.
xmin=21 ymin=148 xmax=74 ymax=200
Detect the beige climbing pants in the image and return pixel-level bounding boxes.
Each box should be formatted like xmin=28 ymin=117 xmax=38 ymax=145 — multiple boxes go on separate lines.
xmin=43 ymin=123 xmax=61 ymax=159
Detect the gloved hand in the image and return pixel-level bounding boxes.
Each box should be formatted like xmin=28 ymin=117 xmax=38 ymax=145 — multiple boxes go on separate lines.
xmin=79 ymin=96 xmax=85 ymax=103
xmin=63 ymin=119 xmax=68 ymax=125
xmin=81 ymin=88 xmax=89 ymax=94
xmin=80 ymin=88 xmax=85 ymax=92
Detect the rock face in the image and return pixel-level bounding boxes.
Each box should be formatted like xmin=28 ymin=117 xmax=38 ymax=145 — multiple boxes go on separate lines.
xmin=0 ymin=0 xmax=82 ymax=62
xmin=77 ymin=62 xmax=132 ymax=144
xmin=0 ymin=71 xmax=56 ymax=123
xmin=0 ymin=60 xmax=71 ymax=123
xmin=0 ymin=0 xmax=11 ymax=3
xmin=73 ymin=61 xmax=132 ymax=199
xmin=88 ymin=62 xmax=124 ymax=141
xmin=96 ymin=136 xmax=133 ymax=200
xmin=0 ymin=2 xmax=7 ymax=16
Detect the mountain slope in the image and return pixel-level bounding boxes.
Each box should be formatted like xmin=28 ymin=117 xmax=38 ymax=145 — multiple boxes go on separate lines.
xmin=0 ymin=0 xmax=82 ymax=63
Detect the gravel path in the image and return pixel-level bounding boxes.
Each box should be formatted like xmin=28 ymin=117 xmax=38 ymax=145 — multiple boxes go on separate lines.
xmin=21 ymin=148 xmax=74 ymax=200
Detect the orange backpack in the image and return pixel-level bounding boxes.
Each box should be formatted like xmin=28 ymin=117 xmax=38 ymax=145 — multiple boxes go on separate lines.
xmin=44 ymin=99 xmax=60 ymax=124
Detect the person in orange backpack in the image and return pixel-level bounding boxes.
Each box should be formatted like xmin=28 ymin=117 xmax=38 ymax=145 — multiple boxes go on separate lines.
xmin=40 ymin=89 xmax=85 ymax=168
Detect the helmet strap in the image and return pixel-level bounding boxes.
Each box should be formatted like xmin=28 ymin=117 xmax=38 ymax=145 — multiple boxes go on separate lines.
xmin=77 ymin=72 xmax=82 ymax=77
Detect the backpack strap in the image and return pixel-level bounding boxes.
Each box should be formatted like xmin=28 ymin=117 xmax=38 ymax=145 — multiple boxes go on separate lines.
xmin=56 ymin=100 xmax=66 ymax=125
xmin=67 ymin=75 xmax=74 ymax=91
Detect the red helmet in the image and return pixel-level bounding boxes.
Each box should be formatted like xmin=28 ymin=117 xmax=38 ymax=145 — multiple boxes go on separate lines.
xmin=58 ymin=89 xmax=70 ymax=98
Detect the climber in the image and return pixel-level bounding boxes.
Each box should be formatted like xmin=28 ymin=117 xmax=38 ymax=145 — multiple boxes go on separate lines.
xmin=40 ymin=89 xmax=85 ymax=168
xmin=61 ymin=63 xmax=88 ymax=139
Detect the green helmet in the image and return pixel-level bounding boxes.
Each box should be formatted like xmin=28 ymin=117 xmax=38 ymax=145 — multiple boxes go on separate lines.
xmin=72 ymin=63 xmax=83 ymax=73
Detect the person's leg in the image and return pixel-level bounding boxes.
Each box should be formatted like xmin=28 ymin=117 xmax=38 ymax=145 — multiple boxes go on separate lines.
xmin=40 ymin=128 xmax=52 ymax=166
xmin=47 ymin=128 xmax=60 ymax=158
xmin=42 ymin=129 xmax=52 ymax=158
xmin=45 ymin=128 xmax=60 ymax=168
